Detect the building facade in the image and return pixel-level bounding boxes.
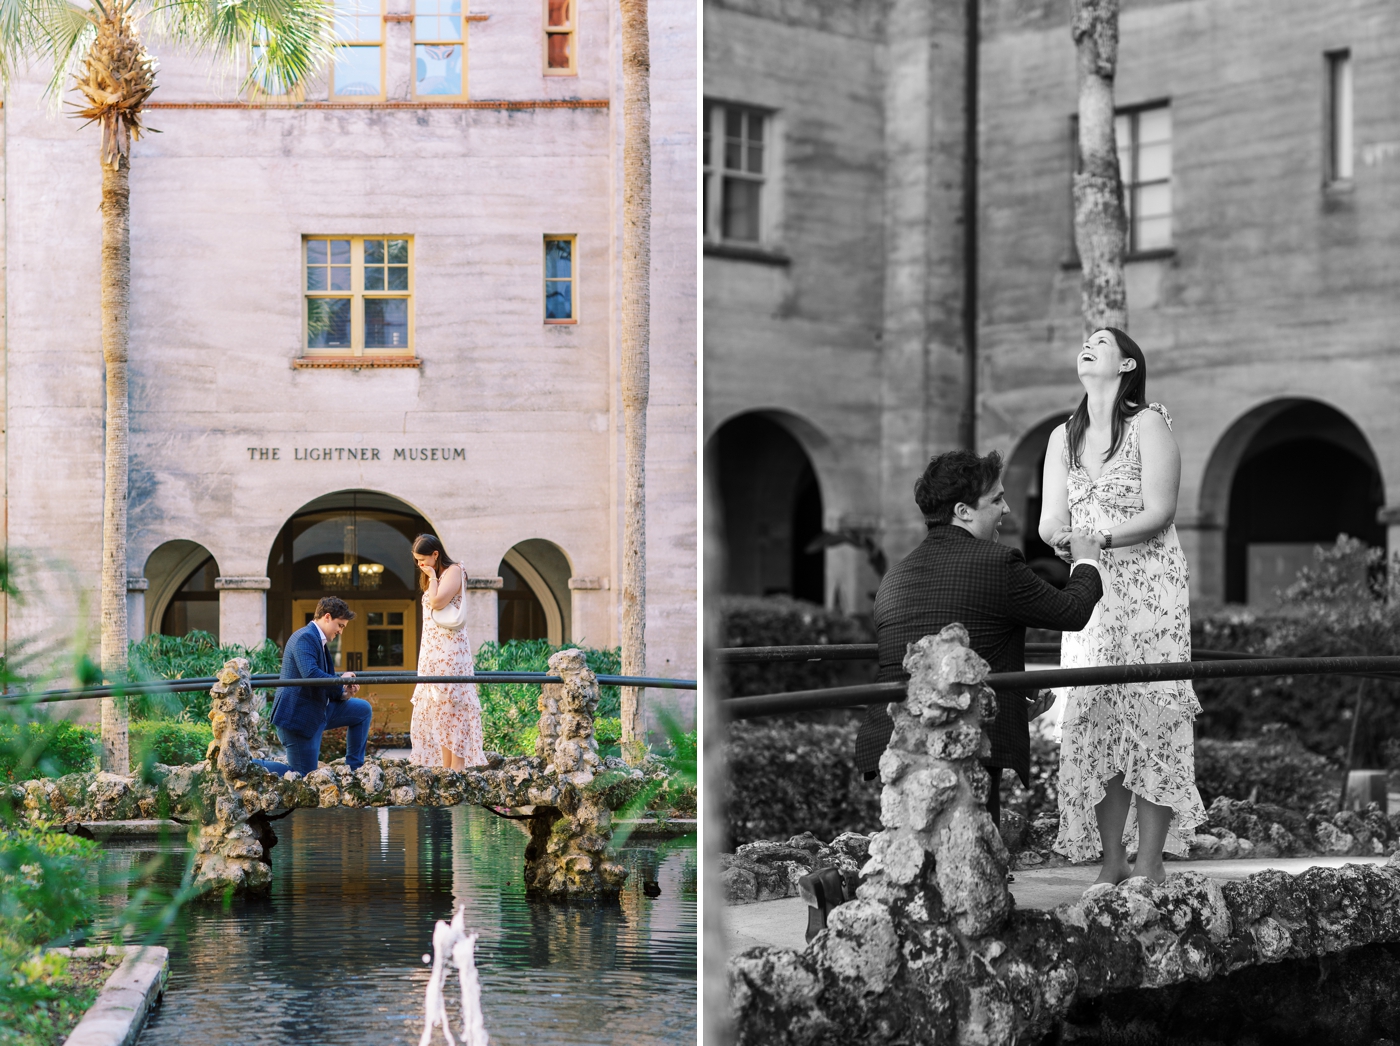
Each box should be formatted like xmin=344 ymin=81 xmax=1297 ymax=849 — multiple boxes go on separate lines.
xmin=705 ymin=0 xmax=1400 ymax=613
xmin=3 ymin=0 xmax=698 ymax=729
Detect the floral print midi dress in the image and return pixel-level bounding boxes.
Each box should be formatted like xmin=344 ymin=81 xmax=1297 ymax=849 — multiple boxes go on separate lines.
xmin=1054 ymin=404 xmax=1208 ymax=862
xmin=409 ymin=580 xmax=486 ymax=768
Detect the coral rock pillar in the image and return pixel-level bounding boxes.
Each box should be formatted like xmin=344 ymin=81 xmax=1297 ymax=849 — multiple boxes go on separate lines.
xmin=524 ymin=649 xmax=628 ymax=898
xmin=192 ymin=658 xmax=273 ymax=894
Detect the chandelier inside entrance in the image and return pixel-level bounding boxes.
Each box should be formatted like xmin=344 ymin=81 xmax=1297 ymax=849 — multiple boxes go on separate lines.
xmin=318 ymin=501 xmax=384 ymax=591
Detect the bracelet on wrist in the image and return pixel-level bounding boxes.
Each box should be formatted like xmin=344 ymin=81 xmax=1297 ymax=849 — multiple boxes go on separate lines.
xmin=1099 ymin=529 xmax=1113 ymax=549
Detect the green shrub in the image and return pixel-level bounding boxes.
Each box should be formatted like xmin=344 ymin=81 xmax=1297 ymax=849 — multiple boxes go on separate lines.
xmin=0 ymin=826 xmax=104 ymax=1046
xmin=473 ymin=640 xmax=621 ymax=755
xmin=718 ymin=596 xmax=876 ymax=699
xmin=127 ymin=631 xmax=282 ymax=722
xmin=129 ymin=720 xmax=212 ymax=770
xmin=0 ymin=720 xmax=98 ymax=783
xmin=1193 ymin=537 xmax=1400 ymax=767
xmin=724 ymin=713 xmax=881 ymax=848
xmin=1194 ymin=724 xmax=1340 ymax=810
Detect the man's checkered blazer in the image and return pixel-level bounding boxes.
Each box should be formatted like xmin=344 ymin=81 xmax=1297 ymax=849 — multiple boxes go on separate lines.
xmin=854 ymin=525 xmax=1103 ymax=786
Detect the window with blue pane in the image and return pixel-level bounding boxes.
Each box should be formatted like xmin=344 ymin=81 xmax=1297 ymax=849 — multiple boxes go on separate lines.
xmin=304 ymin=236 xmax=413 ymax=355
xmin=544 ymin=236 xmax=576 ymax=323
xmin=332 ymin=0 xmax=383 ymax=98
xmin=415 ymin=0 xmax=463 ymax=97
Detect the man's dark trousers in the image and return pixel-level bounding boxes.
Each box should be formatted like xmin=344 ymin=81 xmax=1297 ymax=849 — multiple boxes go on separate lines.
xmin=254 ymin=620 xmax=372 ymax=776
xmin=856 ymin=525 xmax=1103 ymax=813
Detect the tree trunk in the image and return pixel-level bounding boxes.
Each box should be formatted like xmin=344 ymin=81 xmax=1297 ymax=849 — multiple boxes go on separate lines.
xmin=1071 ymin=0 xmax=1128 ymax=339
xmin=619 ymin=0 xmax=651 ymax=761
xmin=99 ymin=156 xmax=131 ymax=774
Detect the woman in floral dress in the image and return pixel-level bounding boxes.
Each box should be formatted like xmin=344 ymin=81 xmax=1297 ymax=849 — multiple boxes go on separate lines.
xmin=1038 ymin=327 xmax=1206 ymax=885
xmin=409 ymin=534 xmax=486 ymax=770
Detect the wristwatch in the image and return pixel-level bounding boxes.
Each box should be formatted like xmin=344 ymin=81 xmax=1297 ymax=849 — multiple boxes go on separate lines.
xmin=1098 ymin=529 xmax=1113 ymax=549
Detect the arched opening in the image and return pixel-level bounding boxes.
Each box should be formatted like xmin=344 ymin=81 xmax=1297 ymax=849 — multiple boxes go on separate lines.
xmin=1003 ymin=413 xmax=1073 ymax=588
xmin=266 ymin=490 xmax=438 ymax=732
xmin=711 ymin=412 xmax=825 ymax=603
xmin=1214 ymin=401 xmax=1384 ymax=605
xmin=145 ymin=540 xmax=221 ymax=639
xmin=497 ymin=540 xmax=571 ymax=644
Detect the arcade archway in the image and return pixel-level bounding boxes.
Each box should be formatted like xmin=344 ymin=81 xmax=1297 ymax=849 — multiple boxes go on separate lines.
xmin=1205 ymin=401 xmax=1384 ymax=605
xmin=710 ymin=412 xmax=825 ymax=603
xmin=498 ymin=540 xmax=572 ymax=644
xmin=145 ymin=540 xmax=220 ymax=639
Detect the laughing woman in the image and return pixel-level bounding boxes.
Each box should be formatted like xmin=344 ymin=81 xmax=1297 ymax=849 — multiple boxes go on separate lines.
xmin=1039 ymin=327 xmax=1207 ymax=886
xmin=409 ymin=534 xmax=486 ymax=771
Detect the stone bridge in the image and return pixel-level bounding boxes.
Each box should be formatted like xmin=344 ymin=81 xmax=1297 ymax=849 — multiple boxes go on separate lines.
xmin=13 ymin=649 xmax=641 ymax=900
xmin=727 ymin=625 xmax=1400 ymax=1045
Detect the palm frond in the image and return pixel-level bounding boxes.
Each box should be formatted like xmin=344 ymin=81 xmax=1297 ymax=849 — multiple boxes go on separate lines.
xmin=26 ymin=0 xmax=99 ymax=104
xmin=147 ymin=0 xmax=333 ymax=95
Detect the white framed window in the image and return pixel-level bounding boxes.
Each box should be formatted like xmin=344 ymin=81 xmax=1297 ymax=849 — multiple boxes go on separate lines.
xmin=544 ymin=0 xmax=576 ymax=75
xmin=331 ymin=0 xmax=385 ymax=99
xmin=704 ymin=100 xmax=771 ymax=245
xmin=1115 ymin=103 xmax=1173 ymax=253
xmin=305 ymin=236 xmax=414 ymax=356
xmin=415 ymin=0 xmax=465 ymax=98
xmin=544 ymin=235 xmax=577 ymax=323
xmin=1326 ymin=49 xmax=1353 ymax=183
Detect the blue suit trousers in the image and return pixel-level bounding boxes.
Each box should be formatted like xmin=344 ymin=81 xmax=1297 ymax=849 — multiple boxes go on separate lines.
xmin=254 ymin=697 xmax=373 ymax=777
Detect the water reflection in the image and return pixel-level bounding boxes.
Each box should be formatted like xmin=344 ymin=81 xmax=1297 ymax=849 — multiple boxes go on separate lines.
xmin=103 ymin=807 xmax=696 ymax=1046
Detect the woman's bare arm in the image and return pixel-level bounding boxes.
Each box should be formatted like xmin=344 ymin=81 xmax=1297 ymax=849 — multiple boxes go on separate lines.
xmin=1102 ymin=410 xmax=1180 ymax=548
xmin=1038 ymin=424 xmax=1073 ymax=548
xmin=429 ymin=563 xmax=463 ymax=610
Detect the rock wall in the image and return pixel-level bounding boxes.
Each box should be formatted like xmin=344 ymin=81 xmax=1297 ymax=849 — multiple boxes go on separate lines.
xmin=726 ymin=626 xmax=1400 ymax=1045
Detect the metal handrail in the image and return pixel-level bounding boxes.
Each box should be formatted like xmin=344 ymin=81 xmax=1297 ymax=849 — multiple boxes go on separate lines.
xmin=722 ymin=654 xmax=1400 ymax=720
xmin=716 ymin=643 xmax=1336 ymax=664
xmin=0 ymin=671 xmax=697 ymax=706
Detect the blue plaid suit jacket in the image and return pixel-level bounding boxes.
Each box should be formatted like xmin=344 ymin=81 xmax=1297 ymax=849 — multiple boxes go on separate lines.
xmin=854 ymin=525 xmax=1103 ymax=786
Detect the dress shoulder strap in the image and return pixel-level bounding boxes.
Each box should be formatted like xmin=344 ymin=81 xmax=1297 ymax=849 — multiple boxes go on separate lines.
xmin=1144 ymin=402 xmax=1173 ymax=430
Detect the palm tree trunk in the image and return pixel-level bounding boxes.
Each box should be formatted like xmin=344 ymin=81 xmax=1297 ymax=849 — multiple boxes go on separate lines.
xmin=619 ymin=0 xmax=651 ymax=761
xmin=1071 ymin=0 xmax=1128 ymax=338
xmin=99 ymin=156 xmax=131 ymax=774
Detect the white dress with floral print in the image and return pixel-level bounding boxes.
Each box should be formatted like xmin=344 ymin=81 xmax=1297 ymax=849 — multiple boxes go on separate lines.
xmin=409 ymin=580 xmax=486 ymax=768
xmin=1053 ymin=403 xmax=1208 ymax=863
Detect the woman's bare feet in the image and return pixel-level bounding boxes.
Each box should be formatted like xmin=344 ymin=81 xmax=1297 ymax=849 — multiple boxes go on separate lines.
xmin=1131 ymin=857 xmax=1167 ymax=884
xmin=1093 ymin=859 xmax=1133 ymax=886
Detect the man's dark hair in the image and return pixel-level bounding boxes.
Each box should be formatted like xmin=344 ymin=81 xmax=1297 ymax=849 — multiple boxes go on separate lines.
xmin=914 ymin=449 xmax=1005 ymax=526
xmin=314 ymin=596 xmax=354 ymax=621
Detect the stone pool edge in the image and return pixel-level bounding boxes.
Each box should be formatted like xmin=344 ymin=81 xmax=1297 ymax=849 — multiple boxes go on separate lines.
xmin=48 ymin=945 xmax=170 ymax=1046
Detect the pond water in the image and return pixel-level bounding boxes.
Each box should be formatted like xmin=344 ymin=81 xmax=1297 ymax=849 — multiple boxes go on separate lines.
xmin=95 ymin=807 xmax=696 ymax=1046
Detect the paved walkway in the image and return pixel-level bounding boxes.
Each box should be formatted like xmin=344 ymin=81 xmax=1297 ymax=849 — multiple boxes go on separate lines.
xmin=724 ymin=855 xmax=1394 ymax=960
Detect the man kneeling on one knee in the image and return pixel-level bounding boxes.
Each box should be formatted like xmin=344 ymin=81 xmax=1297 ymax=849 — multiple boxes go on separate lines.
xmin=255 ymin=596 xmax=371 ymax=777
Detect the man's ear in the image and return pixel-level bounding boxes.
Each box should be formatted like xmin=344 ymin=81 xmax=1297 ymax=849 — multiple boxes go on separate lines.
xmin=952 ymin=501 xmax=973 ymax=521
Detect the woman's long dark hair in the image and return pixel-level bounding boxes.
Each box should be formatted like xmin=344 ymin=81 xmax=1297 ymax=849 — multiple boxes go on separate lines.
xmin=1065 ymin=326 xmax=1148 ymax=469
xmin=412 ymin=533 xmax=457 ymax=591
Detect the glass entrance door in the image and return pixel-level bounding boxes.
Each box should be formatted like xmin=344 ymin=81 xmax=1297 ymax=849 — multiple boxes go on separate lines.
xmin=293 ymin=598 xmax=420 ymax=733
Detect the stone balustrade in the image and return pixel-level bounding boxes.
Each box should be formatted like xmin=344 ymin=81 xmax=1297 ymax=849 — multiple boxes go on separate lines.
xmin=727 ymin=623 xmax=1400 ymax=1044
xmin=12 ymin=653 xmax=633 ymax=900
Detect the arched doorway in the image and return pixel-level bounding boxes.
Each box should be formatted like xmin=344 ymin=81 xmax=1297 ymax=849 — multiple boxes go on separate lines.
xmin=266 ymin=490 xmax=437 ymax=732
xmin=1212 ymin=401 xmax=1384 ymax=605
xmin=1003 ymin=414 xmax=1073 ymax=588
xmin=145 ymin=540 xmax=221 ymax=639
xmin=497 ymin=540 xmax=572 ymax=644
xmin=711 ymin=412 xmax=825 ymax=603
